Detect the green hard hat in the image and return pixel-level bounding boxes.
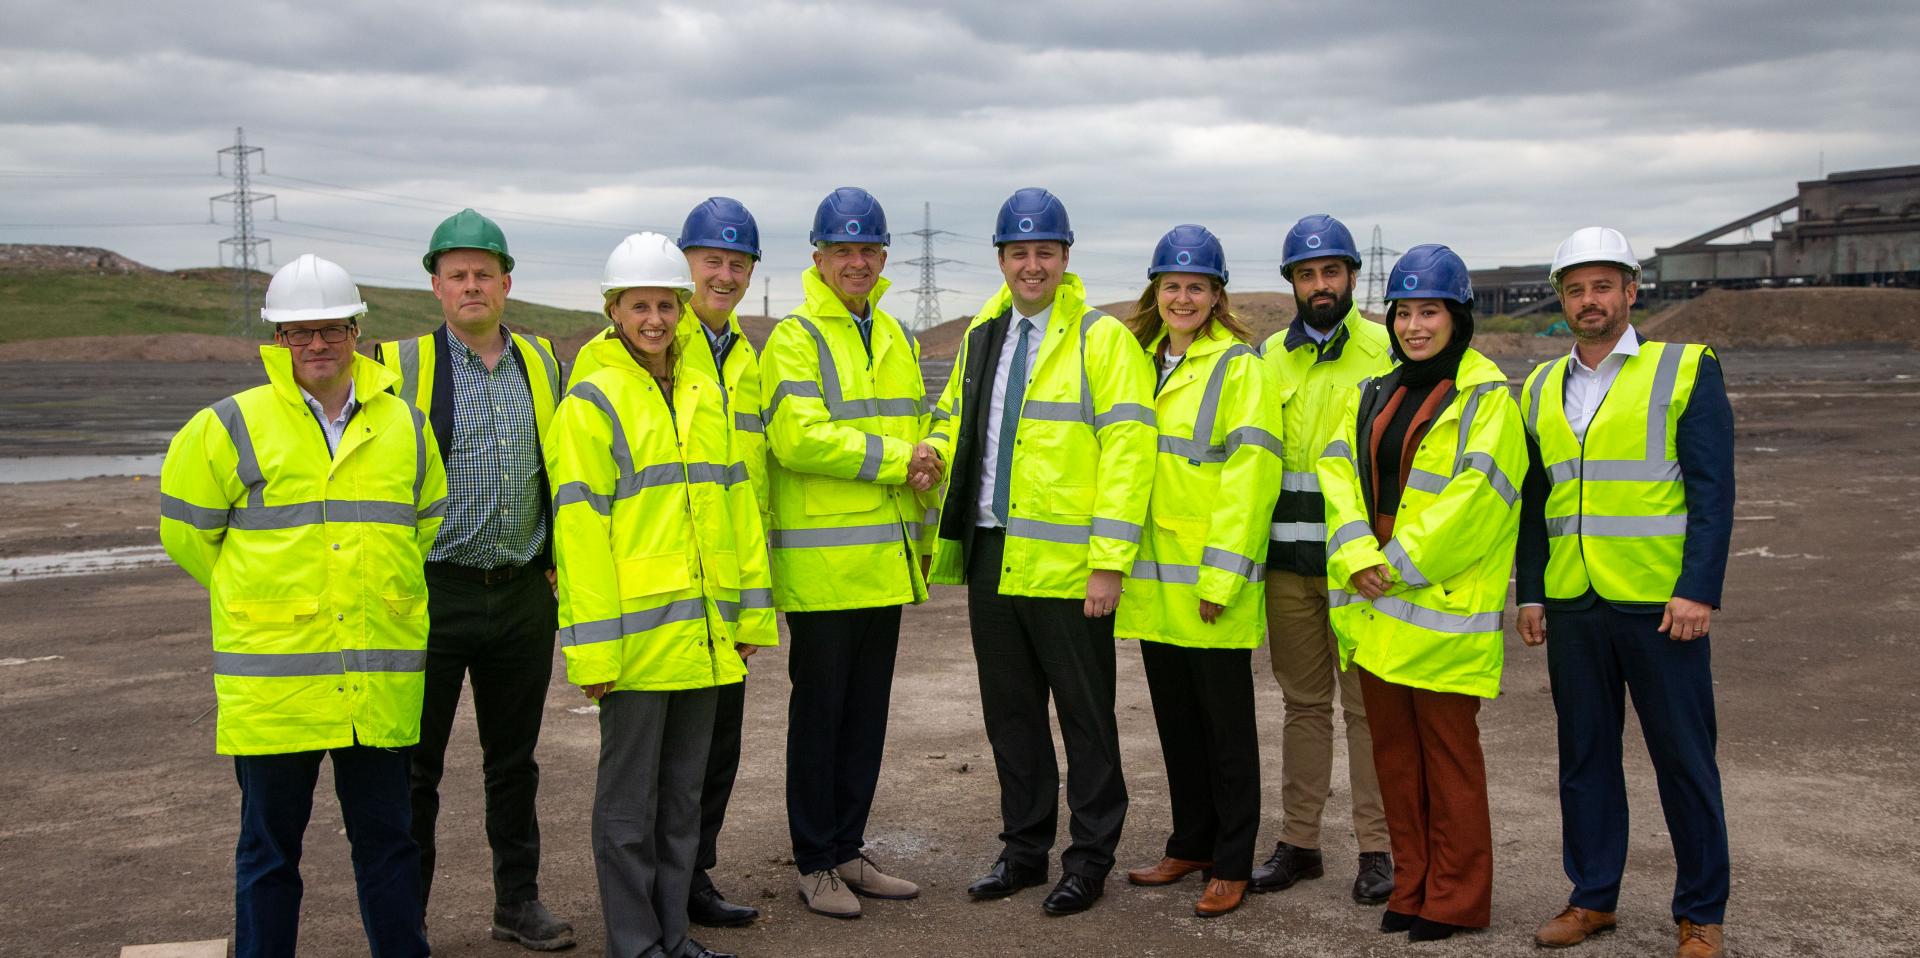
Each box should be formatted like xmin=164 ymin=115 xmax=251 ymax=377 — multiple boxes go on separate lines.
xmin=423 ymin=208 xmax=514 ymax=274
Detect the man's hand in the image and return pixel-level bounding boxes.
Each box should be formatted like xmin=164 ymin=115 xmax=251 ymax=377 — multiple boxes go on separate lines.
xmin=546 ymin=567 xmax=558 ymax=590
xmin=1518 ymin=605 xmax=1547 ymax=647
xmin=907 ymin=442 xmax=944 ymax=492
xmin=1198 ymin=600 xmax=1225 ymax=624
xmin=1352 ymin=564 xmax=1391 ymax=601
xmin=1659 ymin=596 xmax=1713 ymax=642
xmin=737 ymin=645 xmax=758 ymax=660
xmin=581 ymin=682 xmax=614 ymax=701
xmin=1084 ymin=570 xmax=1123 ymax=618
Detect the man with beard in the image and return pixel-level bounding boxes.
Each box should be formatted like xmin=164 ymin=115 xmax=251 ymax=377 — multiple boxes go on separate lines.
xmin=1250 ymin=214 xmax=1396 ymax=907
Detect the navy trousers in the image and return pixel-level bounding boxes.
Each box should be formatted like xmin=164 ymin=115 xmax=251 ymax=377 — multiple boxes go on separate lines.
xmin=1546 ymin=602 xmax=1729 ymax=924
xmin=784 ymin=605 xmax=902 ymax=875
xmin=233 ymin=745 xmax=428 ymax=958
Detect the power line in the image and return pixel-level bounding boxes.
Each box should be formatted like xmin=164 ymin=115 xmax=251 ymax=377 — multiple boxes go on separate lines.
xmin=211 ymin=127 xmax=273 ymax=336
xmin=904 ymin=202 xmax=960 ymax=330
xmin=1362 ymin=225 xmax=1401 ymax=314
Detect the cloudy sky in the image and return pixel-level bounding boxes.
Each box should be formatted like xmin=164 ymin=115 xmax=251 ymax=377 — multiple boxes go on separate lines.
xmin=4 ymin=0 xmax=1917 ymax=321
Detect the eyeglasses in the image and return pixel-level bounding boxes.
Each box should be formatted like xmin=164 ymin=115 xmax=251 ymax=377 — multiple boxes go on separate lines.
xmin=279 ymin=323 xmax=357 ymax=346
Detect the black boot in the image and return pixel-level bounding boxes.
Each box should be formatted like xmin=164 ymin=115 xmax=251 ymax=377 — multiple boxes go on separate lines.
xmin=1248 ymin=841 xmax=1324 ymax=893
xmin=1352 ymin=851 xmax=1394 ymax=905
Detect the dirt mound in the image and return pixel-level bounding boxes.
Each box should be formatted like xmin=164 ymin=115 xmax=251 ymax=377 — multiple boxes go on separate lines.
xmin=0 ymin=244 xmax=156 ymax=274
xmin=0 ymin=333 xmax=265 ymax=362
xmin=1641 ymin=287 xmax=1920 ymax=348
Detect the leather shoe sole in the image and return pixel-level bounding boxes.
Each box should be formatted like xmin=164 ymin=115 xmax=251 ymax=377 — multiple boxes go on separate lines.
xmin=967 ymin=869 xmax=1047 ymax=900
xmin=489 ymin=926 xmax=577 ymax=952
xmin=1536 ymin=925 xmax=1615 ymax=948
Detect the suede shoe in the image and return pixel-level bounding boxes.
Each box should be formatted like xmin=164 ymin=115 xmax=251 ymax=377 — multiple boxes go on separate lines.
xmin=1675 ymin=920 xmax=1725 ymax=958
xmin=1534 ymin=906 xmax=1617 ymax=948
xmin=490 ymin=900 xmax=576 ymax=952
xmin=688 ymin=885 xmax=760 ymax=928
xmin=798 ymin=869 xmax=861 ymax=919
xmin=1193 ymin=878 xmax=1247 ymax=918
xmin=1040 ymin=874 xmax=1103 ymax=916
xmin=1125 ymin=857 xmax=1211 ymax=887
xmin=1249 ymin=841 xmax=1324 ymax=893
xmin=1352 ymin=851 xmax=1393 ymax=905
xmin=836 ymin=854 xmax=920 ymax=900
xmin=967 ymin=858 xmax=1047 ymax=900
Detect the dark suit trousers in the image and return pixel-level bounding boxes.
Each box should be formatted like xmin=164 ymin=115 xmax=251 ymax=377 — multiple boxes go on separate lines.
xmin=410 ymin=566 xmax=557 ymax=907
xmin=1547 ymin=602 xmax=1729 ymax=925
xmin=784 ymin=605 xmax=902 ymax=875
xmin=1140 ymin=641 xmax=1261 ymax=880
xmin=967 ymin=527 xmax=1128 ymax=880
xmin=691 ymin=678 xmax=746 ymax=893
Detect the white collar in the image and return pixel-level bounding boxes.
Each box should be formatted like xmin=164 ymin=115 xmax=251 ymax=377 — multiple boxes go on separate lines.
xmin=1012 ymin=302 xmax=1053 ymax=328
xmin=1571 ymin=324 xmax=1640 ymax=372
xmin=299 ymin=380 xmax=357 ymax=420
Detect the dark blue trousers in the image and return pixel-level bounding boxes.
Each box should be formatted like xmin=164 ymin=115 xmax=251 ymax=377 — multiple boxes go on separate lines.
xmin=1546 ymin=602 xmax=1729 ymax=925
xmin=233 ymin=745 xmax=428 ymax=958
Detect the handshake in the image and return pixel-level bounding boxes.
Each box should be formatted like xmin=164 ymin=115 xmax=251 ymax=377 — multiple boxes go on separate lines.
xmin=907 ymin=442 xmax=944 ymax=493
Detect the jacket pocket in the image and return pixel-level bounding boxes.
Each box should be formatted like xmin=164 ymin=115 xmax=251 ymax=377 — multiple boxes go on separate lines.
xmin=224 ymin=596 xmax=321 ymax=626
xmin=1051 ymin=482 xmax=1095 ymax=518
xmin=381 ymin=593 xmax=426 ymax=619
xmin=616 ymin=553 xmax=692 ymax=599
xmin=803 ymin=476 xmax=883 ymax=516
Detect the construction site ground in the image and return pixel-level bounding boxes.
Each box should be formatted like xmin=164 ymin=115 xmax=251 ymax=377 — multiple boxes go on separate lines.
xmin=2 ymin=343 xmax=1916 ymax=957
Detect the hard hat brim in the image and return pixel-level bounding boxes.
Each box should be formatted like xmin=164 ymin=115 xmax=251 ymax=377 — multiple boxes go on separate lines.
xmin=992 ymin=231 xmax=1074 ymax=247
xmin=261 ymin=303 xmax=369 ymax=323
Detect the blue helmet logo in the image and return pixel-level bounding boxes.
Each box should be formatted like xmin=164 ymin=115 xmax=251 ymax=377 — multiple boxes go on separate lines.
xmin=1018 ymin=217 xmax=1034 ymax=233
xmin=847 ymin=220 xmax=861 ymax=235
xmin=721 ymin=226 xmax=738 ymax=242
xmin=1306 ymin=234 xmax=1322 ymax=249
xmin=1177 ymin=250 xmax=1193 ymax=265
xmin=1403 ymin=275 xmax=1418 ymax=290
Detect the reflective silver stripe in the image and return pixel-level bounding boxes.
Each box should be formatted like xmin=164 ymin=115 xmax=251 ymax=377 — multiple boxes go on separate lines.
xmin=930 ymin=405 xmax=952 ymax=422
xmin=341 ymin=648 xmax=427 ymax=672
xmin=1545 ymin=515 xmax=1577 ymax=538
xmin=685 ymin=461 xmax=742 ymax=487
xmin=1021 ymin=400 xmax=1084 ymax=422
xmin=734 ymin=412 xmax=764 ymax=434
xmin=1094 ymin=402 xmax=1155 ymax=430
xmin=737 ymin=588 xmax=775 ymax=609
xmin=1007 ymin=517 xmax=1090 ymax=545
xmin=1327 ymin=587 xmax=1360 ymax=609
xmin=214 ymin=650 xmax=343 ymax=677
xmin=418 ymin=497 xmax=446 ymax=520
xmin=1323 ymin=438 xmax=1353 ymax=462
xmin=214 ymin=396 xmax=265 ymax=508
xmin=161 ymin=494 xmax=227 ymax=530
xmin=1077 ymin=310 xmax=1102 ymax=425
xmin=1646 ymin=343 xmax=1686 ymax=460
xmin=1158 ymin=434 xmax=1223 ymax=462
xmin=1090 ymin=517 xmax=1143 ymax=544
xmin=1270 ymin=520 xmax=1326 ymax=542
xmin=1130 ymin=559 xmax=1199 ymax=584
xmin=1224 ymin=425 xmax=1283 ymax=458
xmin=560 ymin=617 xmax=621 ymax=647
xmin=228 ymin=502 xmax=325 ymax=530
xmin=1201 ymin=546 xmax=1260 ymax=580
xmin=522 ymin=335 xmax=563 ymax=405
xmin=1281 ymin=471 xmax=1320 ymax=493
xmin=926 ymin=431 xmax=950 ymax=445
xmin=569 ymin=382 xmax=636 ymax=477
xmin=614 ymin=462 xmax=688 ymax=499
xmin=408 ymin=403 xmax=428 ymax=510
xmin=1580 ymin=459 xmax=1683 ymax=482
xmin=764 ymin=379 xmax=823 ymax=420
xmin=1544 ymin=459 xmax=1581 ymax=485
xmin=1383 ymin=540 xmax=1430 ymax=588
xmin=324 ymin=499 xmax=415 ymax=526
xmin=1328 ymin=519 xmax=1372 ymax=552
xmin=769 ymin=523 xmax=903 ymax=548
xmin=1455 ymin=382 xmax=1502 ymax=474
xmin=1526 ymin=359 xmax=1564 ymax=438
xmin=1554 ymin=513 xmax=1688 ymax=537
xmin=856 ymin=433 xmax=884 ymax=482
xmin=395 ymin=337 xmax=423 ymax=409
xmin=623 ymin=597 xmax=709 ymax=634
xmin=1405 ymin=469 xmax=1450 ymax=495
xmin=1190 ymin=344 xmax=1257 ymax=450
xmin=553 ymin=481 xmax=611 ymax=515
xmin=1459 ymin=451 xmax=1520 ymax=505
xmin=1371 ymin=594 xmax=1502 ymax=634
xmin=794 ymin=318 xmax=843 ymax=405
xmin=830 ymin=396 xmax=922 ymax=421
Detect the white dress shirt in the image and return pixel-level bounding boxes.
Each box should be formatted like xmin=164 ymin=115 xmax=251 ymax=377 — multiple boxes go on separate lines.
xmin=977 ymin=303 xmax=1052 ymax=527
xmin=1564 ymin=325 xmax=1640 ymax=441
xmin=300 ymin=381 xmax=358 ymax=456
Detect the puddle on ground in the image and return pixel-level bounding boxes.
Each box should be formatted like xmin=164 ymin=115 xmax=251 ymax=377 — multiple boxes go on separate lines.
xmin=0 ymin=544 xmax=170 ymax=582
xmin=0 ymin=454 xmax=165 ymax=483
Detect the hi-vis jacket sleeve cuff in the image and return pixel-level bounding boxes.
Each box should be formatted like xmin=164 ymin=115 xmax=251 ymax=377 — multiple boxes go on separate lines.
xmin=560 ymin=642 xmax=621 ymax=687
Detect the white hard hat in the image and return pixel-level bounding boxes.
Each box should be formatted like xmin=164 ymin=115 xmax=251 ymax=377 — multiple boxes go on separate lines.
xmin=1550 ymin=227 xmax=1640 ymax=288
xmin=601 ymin=232 xmax=694 ymax=300
xmin=260 ymin=253 xmax=369 ymax=323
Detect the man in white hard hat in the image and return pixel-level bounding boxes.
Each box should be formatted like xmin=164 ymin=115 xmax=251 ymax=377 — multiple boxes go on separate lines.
xmin=159 ymin=254 xmax=447 ymax=958
xmin=1517 ymin=227 xmax=1735 ymax=958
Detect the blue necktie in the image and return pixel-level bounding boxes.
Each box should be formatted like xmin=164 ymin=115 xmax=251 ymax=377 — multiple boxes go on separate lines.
xmin=992 ymin=318 xmax=1033 ymax=525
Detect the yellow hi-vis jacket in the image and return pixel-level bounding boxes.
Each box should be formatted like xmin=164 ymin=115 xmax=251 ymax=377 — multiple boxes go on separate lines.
xmin=924 ymin=275 xmax=1157 ymax=596
xmin=160 ymin=348 xmax=447 ymax=755
xmin=1260 ymin=308 xmax=1394 ymax=577
xmin=1521 ymin=340 xmax=1713 ymax=604
xmin=1116 ymin=324 xmax=1286 ymax=648
xmin=569 ymin=306 xmax=768 ymax=523
xmin=1319 ymin=348 xmax=1525 ymax=699
xmin=546 ymin=336 xmax=776 ymax=693
xmin=373 ymin=326 xmax=563 ymax=444
xmin=760 ymin=268 xmax=935 ymax=612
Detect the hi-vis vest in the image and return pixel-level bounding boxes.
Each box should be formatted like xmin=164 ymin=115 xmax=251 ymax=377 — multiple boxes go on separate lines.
xmin=925 ymin=274 xmax=1157 ymax=597
xmin=1320 ymin=349 xmax=1525 ymax=699
xmin=1522 ymin=340 xmax=1712 ymax=604
xmin=1115 ymin=324 xmax=1284 ymax=648
xmin=760 ymin=268 xmax=936 ymax=612
xmin=374 ymin=325 xmax=563 ymax=449
xmin=1260 ymin=308 xmax=1394 ymax=577
xmin=160 ymin=348 xmax=447 ymax=755
xmin=547 ymin=336 xmax=776 ymax=693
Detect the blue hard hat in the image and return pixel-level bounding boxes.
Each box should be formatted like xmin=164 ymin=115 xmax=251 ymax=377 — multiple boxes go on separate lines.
xmin=809 ymin=187 xmax=889 ymax=246
xmin=1280 ymin=214 xmax=1362 ymax=277
xmin=678 ymin=196 xmax=761 ymax=260
xmin=993 ymin=187 xmax=1074 ymax=246
xmin=1384 ymin=244 xmax=1474 ymax=304
xmin=1148 ymin=224 xmax=1228 ymax=284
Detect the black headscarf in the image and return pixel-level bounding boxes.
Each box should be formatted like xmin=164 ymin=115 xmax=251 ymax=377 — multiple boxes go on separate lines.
xmin=1388 ymin=300 xmax=1474 ymax=389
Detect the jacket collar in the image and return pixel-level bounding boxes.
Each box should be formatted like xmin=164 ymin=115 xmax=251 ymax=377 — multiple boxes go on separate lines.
xmin=1148 ymin=319 xmax=1240 ymax=362
xmin=260 ymin=344 xmax=397 ymax=407
xmin=965 ymin=272 xmax=1090 ymax=334
xmin=801 ymin=266 xmax=891 ymax=321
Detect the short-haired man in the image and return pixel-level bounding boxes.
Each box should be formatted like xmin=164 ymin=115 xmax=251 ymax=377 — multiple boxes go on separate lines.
xmin=160 ymin=254 xmax=446 ymax=958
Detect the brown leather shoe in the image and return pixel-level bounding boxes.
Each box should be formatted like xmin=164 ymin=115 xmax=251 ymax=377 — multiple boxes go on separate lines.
xmin=1125 ymin=857 xmax=1211 ymax=887
xmin=1194 ymin=878 xmax=1247 ymax=918
xmin=1534 ymin=906 xmax=1617 ymax=947
xmin=1674 ymin=920 xmax=1724 ymax=958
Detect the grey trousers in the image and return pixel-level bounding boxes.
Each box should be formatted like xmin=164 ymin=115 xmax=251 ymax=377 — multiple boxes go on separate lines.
xmin=594 ymin=686 xmax=718 ymax=958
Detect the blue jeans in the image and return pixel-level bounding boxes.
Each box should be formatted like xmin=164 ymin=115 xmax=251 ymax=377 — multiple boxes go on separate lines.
xmin=233 ymin=745 xmax=428 ymax=958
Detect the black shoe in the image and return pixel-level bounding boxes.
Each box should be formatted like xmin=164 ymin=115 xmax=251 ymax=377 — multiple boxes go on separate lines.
xmin=491 ymin=900 xmax=577 ymax=952
xmin=1040 ymin=874 xmax=1104 ymax=916
xmin=1248 ymin=841 xmax=1324 ymax=893
xmin=967 ymin=858 xmax=1048 ymax=900
xmin=672 ymin=938 xmax=735 ymax=958
xmin=688 ymin=884 xmax=760 ymax=928
xmin=1380 ymin=910 xmax=1417 ymax=933
xmin=1408 ymin=917 xmax=1467 ymax=942
xmin=1352 ymin=851 xmax=1394 ymax=905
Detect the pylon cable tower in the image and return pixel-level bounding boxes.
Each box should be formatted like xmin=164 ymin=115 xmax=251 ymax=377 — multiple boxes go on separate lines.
xmin=212 ymin=127 xmax=277 ymax=336
xmin=1362 ymin=225 xmax=1401 ymax=316
xmin=906 ymin=202 xmax=960 ymax=330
